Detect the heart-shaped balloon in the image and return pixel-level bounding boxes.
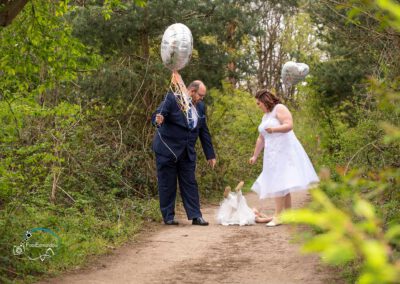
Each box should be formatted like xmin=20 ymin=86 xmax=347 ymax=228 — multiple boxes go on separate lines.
xmin=281 ymin=61 xmax=309 ymax=86
xmin=161 ymin=23 xmax=193 ymax=71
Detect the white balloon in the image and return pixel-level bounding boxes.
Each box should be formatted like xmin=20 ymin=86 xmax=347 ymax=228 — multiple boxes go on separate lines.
xmin=281 ymin=61 xmax=309 ymax=86
xmin=161 ymin=23 xmax=193 ymax=71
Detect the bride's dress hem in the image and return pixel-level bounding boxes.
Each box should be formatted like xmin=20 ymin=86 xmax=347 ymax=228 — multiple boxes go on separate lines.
xmin=251 ymin=180 xmax=319 ymax=199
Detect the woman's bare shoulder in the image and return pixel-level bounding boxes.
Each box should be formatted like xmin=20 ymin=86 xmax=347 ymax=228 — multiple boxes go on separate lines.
xmin=275 ymin=104 xmax=290 ymax=112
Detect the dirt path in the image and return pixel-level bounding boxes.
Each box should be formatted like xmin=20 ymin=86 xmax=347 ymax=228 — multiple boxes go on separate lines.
xmin=39 ymin=191 xmax=344 ymax=284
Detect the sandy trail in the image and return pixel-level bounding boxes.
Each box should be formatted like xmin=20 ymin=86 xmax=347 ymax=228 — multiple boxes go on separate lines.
xmin=39 ymin=191 xmax=343 ymax=284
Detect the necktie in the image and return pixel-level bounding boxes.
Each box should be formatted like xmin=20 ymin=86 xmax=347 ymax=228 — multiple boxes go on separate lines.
xmin=188 ymin=106 xmax=194 ymax=129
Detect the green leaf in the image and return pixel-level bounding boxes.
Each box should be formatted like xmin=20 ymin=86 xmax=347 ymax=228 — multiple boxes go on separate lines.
xmin=347 ymin=7 xmax=361 ymax=20
xmin=361 ymin=240 xmax=388 ymax=268
xmin=354 ymin=199 xmax=376 ymax=220
xmin=384 ymin=225 xmax=400 ymax=241
xmin=322 ymin=241 xmax=356 ymax=265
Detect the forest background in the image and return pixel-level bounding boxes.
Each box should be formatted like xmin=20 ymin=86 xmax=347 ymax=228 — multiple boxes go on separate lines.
xmin=0 ymin=0 xmax=399 ymax=283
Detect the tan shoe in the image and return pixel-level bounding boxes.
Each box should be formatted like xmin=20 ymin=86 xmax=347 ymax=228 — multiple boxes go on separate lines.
xmin=223 ymin=186 xmax=231 ymax=198
xmin=235 ymin=181 xmax=244 ymax=192
xmin=266 ymin=216 xmax=282 ymax=227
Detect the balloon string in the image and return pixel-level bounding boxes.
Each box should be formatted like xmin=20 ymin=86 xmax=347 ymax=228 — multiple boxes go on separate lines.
xmin=169 ymin=72 xmax=193 ymax=124
xmin=156 ymin=72 xmax=206 ymax=163
xmin=157 ymin=91 xmax=178 ymax=163
xmin=156 ymin=73 xmax=190 ymax=163
xmin=156 ymin=129 xmax=178 ymax=162
xmin=168 ymin=76 xmax=205 ymax=120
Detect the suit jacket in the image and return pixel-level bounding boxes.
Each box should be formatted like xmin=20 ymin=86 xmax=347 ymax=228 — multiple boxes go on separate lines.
xmin=152 ymin=92 xmax=216 ymax=162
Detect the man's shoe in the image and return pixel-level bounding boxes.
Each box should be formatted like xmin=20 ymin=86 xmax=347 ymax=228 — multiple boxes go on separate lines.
xmin=192 ymin=217 xmax=209 ymax=226
xmin=165 ymin=219 xmax=179 ymax=225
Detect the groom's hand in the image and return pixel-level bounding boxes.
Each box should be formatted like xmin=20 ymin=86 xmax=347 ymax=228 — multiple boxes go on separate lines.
xmin=207 ymin=159 xmax=216 ymax=169
xmin=155 ymin=114 xmax=164 ymax=125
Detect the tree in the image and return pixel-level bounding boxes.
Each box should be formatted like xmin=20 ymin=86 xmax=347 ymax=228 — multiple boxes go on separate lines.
xmin=0 ymin=0 xmax=28 ymax=26
xmin=306 ymin=0 xmax=400 ymax=107
xmin=0 ymin=0 xmax=147 ymax=27
xmin=238 ymin=1 xmax=321 ymax=100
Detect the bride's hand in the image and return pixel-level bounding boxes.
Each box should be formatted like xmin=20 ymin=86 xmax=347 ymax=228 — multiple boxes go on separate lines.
xmin=249 ymin=156 xmax=257 ymax=165
xmin=265 ymin=128 xmax=274 ymax=133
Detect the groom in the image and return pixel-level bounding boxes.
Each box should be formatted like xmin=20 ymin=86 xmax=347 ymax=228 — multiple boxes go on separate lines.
xmin=152 ymin=77 xmax=216 ymax=226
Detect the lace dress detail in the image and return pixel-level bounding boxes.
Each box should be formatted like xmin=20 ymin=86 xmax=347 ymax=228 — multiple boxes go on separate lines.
xmin=251 ymin=104 xmax=319 ymax=199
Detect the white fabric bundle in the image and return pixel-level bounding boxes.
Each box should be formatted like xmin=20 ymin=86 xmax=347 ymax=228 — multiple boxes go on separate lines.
xmin=217 ymin=191 xmax=255 ymax=226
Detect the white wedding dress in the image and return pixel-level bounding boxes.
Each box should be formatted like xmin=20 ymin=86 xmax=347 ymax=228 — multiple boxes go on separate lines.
xmin=216 ymin=191 xmax=255 ymax=226
xmin=251 ymin=104 xmax=319 ymax=199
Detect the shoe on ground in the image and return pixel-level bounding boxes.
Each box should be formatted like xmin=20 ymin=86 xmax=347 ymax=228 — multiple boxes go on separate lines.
xmin=192 ymin=217 xmax=209 ymax=226
xmin=165 ymin=219 xmax=179 ymax=225
xmin=266 ymin=217 xmax=282 ymax=227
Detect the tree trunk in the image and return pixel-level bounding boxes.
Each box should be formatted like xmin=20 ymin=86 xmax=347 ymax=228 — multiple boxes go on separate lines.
xmin=0 ymin=0 xmax=29 ymax=27
xmin=140 ymin=6 xmax=149 ymax=59
xmin=226 ymin=21 xmax=237 ymax=87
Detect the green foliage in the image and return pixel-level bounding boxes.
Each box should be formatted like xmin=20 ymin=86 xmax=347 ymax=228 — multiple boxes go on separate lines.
xmin=282 ymin=171 xmax=400 ymax=283
xmin=195 ymin=82 xmax=262 ymax=198
xmin=69 ymin=0 xmax=260 ymax=89
xmin=101 ymin=0 xmax=147 ymax=20
xmin=306 ymin=0 xmax=400 ymax=107
xmin=0 ymin=0 xmax=101 ymax=100
xmin=0 ymin=0 xmax=263 ymax=282
xmin=283 ymin=1 xmax=400 ymax=283
xmin=2 ymin=195 xmax=160 ymax=283
xmin=0 ymin=1 xmax=159 ymax=282
xmin=294 ymin=84 xmax=400 ymax=172
xmin=1 ymin=0 xmax=399 ymax=283
xmin=0 ymin=93 xmax=162 ymax=282
xmin=347 ymin=0 xmax=400 ymax=32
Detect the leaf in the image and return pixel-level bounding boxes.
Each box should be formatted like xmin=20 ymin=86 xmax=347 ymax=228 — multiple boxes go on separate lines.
xmin=354 ymin=199 xmax=376 ymax=220
xmin=302 ymin=232 xmax=335 ymax=251
xmin=281 ymin=209 xmax=324 ymax=226
xmin=199 ymin=35 xmax=219 ymax=46
xmin=384 ymin=225 xmax=400 ymax=241
xmin=376 ymin=0 xmax=400 ymax=20
xmin=347 ymin=7 xmax=361 ymax=20
xmin=361 ymin=240 xmax=388 ymax=268
xmin=322 ymin=240 xmax=356 ymax=265
xmin=134 ymin=0 xmax=147 ymax=7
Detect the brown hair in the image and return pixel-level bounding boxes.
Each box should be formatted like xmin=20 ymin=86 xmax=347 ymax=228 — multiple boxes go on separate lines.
xmin=255 ymin=89 xmax=281 ymax=111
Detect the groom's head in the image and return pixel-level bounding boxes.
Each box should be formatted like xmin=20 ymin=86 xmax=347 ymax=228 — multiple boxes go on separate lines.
xmin=188 ymin=80 xmax=207 ymax=105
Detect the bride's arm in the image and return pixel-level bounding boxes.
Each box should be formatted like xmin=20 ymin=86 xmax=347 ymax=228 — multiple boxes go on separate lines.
xmin=267 ymin=104 xmax=293 ymax=133
xmin=249 ymin=134 xmax=264 ymax=164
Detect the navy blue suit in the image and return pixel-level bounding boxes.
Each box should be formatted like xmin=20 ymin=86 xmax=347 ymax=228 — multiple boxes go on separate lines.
xmin=152 ymin=92 xmax=215 ymax=222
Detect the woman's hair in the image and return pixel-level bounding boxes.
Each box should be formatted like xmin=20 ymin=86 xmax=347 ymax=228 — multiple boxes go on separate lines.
xmin=255 ymin=89 xmax=281 ymax=111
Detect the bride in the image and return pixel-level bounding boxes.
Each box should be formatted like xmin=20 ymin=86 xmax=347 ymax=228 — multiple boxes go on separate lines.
xmin=249 ymin=89 xmax=319 ymax=226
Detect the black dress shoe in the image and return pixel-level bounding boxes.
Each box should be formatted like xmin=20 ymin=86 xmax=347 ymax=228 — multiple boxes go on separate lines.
xmin=165 ymin=220 xmax=179 ymax=225
xmin=192 ymin=217 xmax=209 ymax=226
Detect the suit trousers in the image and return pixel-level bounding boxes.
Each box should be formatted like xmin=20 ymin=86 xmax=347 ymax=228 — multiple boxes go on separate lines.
xmin=155 ymin=148 xmax=202 ymax=222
